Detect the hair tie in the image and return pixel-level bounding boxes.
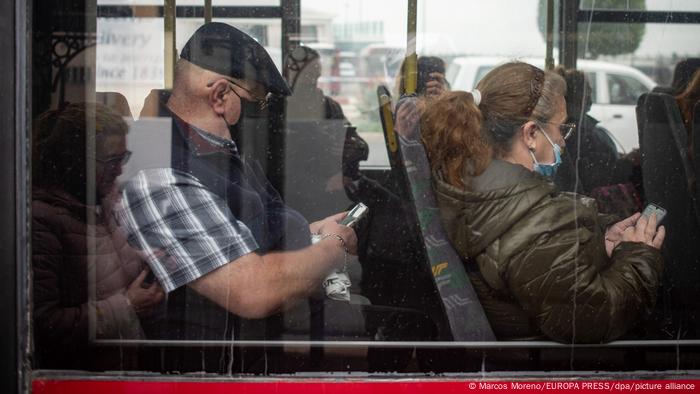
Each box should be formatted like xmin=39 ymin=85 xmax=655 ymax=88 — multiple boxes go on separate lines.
xmin=471 ymin=89 xmax=482 ymax=106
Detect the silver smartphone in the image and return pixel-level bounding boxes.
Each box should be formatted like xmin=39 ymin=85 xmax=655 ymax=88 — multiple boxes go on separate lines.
xmin=339 ymin=203 xmax=369 ymax=227
xmin=642 ymin=203 xmax=667 ymax=226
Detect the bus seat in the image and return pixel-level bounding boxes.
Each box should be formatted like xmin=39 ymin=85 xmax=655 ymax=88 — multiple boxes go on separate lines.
xmin=693 ymin=100 xmax=700 ymax=179
xmin=693 ymin=101 xmax=700 ymax=211
xmin=377 ymin=85 xmax=401 ymax=170
xmin=640 ymin=93 xmax=697 ymax=218
xmin=390 ymin=95 xmax=495 ymax=342
xmin=638 ymin=92 xmax=700 ymax=338
xmin=95 ymin=91 xmax=133 ymax=119
xmin=636 ymin=93 xmax=648 ymax=144
xmin=651 ymin=86 xmax=676 ymax=95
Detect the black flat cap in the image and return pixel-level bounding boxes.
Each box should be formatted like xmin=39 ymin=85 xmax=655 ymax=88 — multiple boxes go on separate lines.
xmin=181 ymin=22 xmax=291 ymax=96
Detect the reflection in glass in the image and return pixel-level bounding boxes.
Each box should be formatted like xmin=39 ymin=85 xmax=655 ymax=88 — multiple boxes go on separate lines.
xmin=32 ymin=103 xmax=164 ymax=370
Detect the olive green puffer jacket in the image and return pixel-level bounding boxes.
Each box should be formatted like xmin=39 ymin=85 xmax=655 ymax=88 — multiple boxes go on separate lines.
xmin=434 ymin=159 xmax=663 ymax=343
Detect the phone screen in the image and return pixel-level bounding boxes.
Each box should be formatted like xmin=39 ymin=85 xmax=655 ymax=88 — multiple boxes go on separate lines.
xmin=642 ymin=203 xmax=667 ymax=225
xmin=339 ymin=203 xmax=369 ymax=227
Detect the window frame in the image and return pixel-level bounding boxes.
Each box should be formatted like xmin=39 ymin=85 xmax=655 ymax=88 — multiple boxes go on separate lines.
xmin=17 ymin=0 xmax=700 ymax=380
xmin=3 ymin=0 xmax=28 ymax=392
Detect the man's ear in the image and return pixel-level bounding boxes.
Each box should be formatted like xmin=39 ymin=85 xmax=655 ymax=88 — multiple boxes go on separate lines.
xmin=520 ymin=120 xmax=539 ymax=150
xmin=208 ymin=79 xmax=230 ymax=116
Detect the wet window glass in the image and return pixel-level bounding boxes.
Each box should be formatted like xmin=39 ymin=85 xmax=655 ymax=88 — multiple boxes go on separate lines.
xmin=608 ymin=73 xmax=650 ymax=105
xmin=587 ymin=71 xmax=598 ymax=104
xmin=28 ymin=0 xmax=700 ymax=376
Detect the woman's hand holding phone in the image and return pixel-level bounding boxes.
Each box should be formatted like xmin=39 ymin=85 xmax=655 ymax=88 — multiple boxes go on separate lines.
xmin=622 ymin=211 xmax=665 ymax=250
xmin=605 ymin=213 xmax=640 ymax=257
xmin=605 ymin=208 xmax=666 ymax=256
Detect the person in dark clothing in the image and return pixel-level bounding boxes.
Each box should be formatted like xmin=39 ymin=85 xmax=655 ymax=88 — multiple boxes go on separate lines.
xmin=115 ymin=24 xmax=358 ymax=369
xmin=283 ymin=45 xmax=369 ymax=221
xmin=118 ymin=25 xmax=436 ymax=373
xmin=395 ymin=56 xmax=450 ymax=99
xmin=554 ymin=66 xmax=641 ymax=216
xmin=671 ymin=58 xmax=700 ymax=95
xmin=32 ymin=103 xmax=165 ymax=370
xmin=421 ymin=63 xmax=665 ymax=343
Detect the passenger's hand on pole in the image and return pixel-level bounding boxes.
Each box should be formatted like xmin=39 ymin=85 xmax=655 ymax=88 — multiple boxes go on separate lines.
xmin=621 ymin=213 xmax=666 ymax=250
xmin=126 ymin=268 xmax=165 ymax=317
xmin=309 ymin=211 xmax=358 ymax=255
xmin=605 ymin=212 xmax=640 ymax=257
xmin=394 ymin=99 xmax=420 ymax=139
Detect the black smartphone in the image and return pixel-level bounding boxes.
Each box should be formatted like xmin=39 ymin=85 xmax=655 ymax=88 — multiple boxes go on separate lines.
xmin=417 ymin=56 xmax=446 ymax=95
xmin=642 ymin=203 xmax=667 ymax=227
xmin=142 ymin=270 xmax=157 ymax=287
xmin=339 ymin=203 xmax=369 ymax=228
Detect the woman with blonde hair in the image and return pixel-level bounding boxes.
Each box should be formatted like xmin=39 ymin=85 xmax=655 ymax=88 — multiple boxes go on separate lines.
xmin=420 ymin=62 xmax=665 ymax=343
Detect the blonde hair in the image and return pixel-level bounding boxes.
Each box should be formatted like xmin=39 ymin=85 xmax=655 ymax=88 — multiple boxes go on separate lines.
xmin=421 ymin=62 xmax=566 ymax=188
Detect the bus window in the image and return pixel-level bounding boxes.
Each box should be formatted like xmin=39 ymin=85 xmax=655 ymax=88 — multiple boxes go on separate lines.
xmin=575 ymin=5 xmax=700 ymax=349
xmin=608 ymin=73 xmax=649 ymax=105
xmin=23 ymin=0 xmax=700 ymax=379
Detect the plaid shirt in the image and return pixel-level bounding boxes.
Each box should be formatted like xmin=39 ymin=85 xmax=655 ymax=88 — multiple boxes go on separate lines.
xmin=115 ymin=168 xmax=259 ymax=293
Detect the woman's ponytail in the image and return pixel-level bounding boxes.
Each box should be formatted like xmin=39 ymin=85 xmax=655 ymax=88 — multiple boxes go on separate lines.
xmin=420 ymin=90 xmax=492 ymax=188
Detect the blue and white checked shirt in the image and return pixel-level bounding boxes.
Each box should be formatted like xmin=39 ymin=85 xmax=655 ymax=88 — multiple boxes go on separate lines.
xmin=115 ymin=168 xmax=259 ymax=293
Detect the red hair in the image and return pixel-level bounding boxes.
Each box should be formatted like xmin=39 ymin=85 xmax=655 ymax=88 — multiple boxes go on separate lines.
xmin=420 ymin=91 xmax=491 ymax=188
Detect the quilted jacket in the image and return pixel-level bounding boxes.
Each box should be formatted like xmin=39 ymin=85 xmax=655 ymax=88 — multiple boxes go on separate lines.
xmin=32 ymin=189 xmax=146 ymax=368
xmin=434 ymin=159 xmax=663 ymax=343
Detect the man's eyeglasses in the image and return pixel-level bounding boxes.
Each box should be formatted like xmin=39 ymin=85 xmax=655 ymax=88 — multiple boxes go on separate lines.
xmin=208 ymin=78 xmax=271 ymax=110
xmin=96 ymin=150 xmax=132 ymax=167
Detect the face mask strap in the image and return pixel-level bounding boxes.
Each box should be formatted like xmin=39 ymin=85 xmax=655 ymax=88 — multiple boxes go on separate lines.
xmin=530 ymin=125 xmax=562 ymax=177
xmin=538 ymin=125 xmax=556 ymax=147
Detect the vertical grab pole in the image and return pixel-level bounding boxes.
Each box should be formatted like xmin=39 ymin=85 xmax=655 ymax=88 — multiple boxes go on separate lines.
xmin=560 ymin=0 xmax=579 ymax=69
xmin=204 ymin=0 xmax=212 ymax=23
xmin=545 ymin=0 xmax=555 ymax=70
xmin=164 ymin=0 xmax=176 ymax=90
xmin=404 ymin=0 xmax=418 ymax=95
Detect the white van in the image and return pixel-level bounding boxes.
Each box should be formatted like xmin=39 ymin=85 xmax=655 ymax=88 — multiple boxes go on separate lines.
xmin=447 ymin=57 xmax=657 ymax=153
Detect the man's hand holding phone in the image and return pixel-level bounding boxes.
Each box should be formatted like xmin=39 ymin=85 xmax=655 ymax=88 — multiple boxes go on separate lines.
xmin=311 ymin=204 xmax=367 ymax=302
xmin=338 ymin=202 xmax=368 ymax=227
xmin=309 ymin=211 xmax=358 ymax=255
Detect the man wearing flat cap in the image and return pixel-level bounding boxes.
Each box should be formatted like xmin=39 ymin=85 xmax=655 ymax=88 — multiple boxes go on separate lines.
xmin=116 ymin=23 xmax=357 ymax=349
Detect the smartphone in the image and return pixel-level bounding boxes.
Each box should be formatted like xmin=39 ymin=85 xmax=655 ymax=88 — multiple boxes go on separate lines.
xmin=142 ymin=270 xmax=157 ymax=287
xmin=417 ymin=57 xmax=446 ymax=95
xmin=642 ymin=203 xmax=667 ymax=226
xmin=339 ymin=203 xmax=369 ymax=228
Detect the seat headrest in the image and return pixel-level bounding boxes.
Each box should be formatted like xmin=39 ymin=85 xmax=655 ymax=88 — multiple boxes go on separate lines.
xmin=644 ymin=92 xmax=680 ymax=125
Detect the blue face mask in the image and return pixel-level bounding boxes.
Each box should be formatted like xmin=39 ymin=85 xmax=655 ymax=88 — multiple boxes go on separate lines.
xmin=530 ymin=128 xmax=562 ymax=177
